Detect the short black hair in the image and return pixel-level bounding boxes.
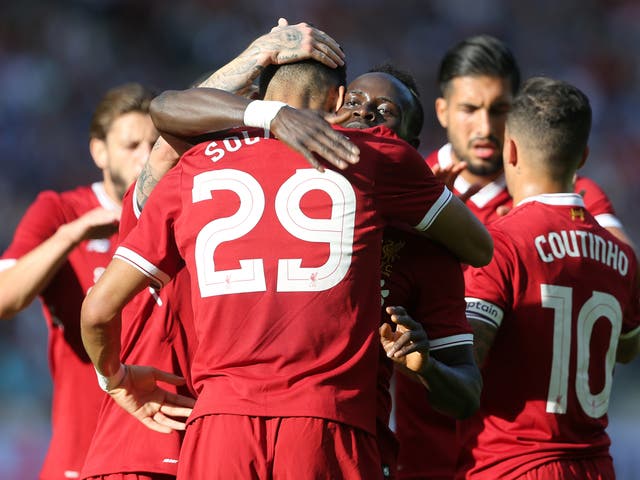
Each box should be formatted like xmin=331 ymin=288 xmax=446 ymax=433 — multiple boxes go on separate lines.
xmin=369 ymin=63 xmax=424 ymax=141
xmin=438 ymin=35 xmax=521 ymax=96
xmin=258 ymin=60 xmax=347 ymax=98
xmin=508 ymin=76 xmax=591 ymax=172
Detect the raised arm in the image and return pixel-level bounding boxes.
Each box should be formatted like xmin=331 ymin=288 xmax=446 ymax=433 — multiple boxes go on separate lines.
xmin=0 ymin=207 xmax=119 ymax=318
xmin=425 ymin=194 xmax=493 ymax=267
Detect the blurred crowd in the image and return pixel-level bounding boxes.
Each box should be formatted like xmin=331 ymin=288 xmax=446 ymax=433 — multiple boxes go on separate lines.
xmin=1 ymin=0 xmax=639 ymax=477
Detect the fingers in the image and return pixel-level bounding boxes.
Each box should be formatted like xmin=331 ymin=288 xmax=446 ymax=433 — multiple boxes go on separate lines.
xmin=160 ymin=402 xmax=194 ymax=417
xmin=140 ymin=416 xmax=174 ymax=434
xmin=153 ymin=410 xmax=188 ymax=431
xmin=325 ymin=110 xmax=352 ymax=125
xmin=164 ymin=391 xmax=196 ymax=408
xmin=152 ymin=368 xmax=187 ymax=386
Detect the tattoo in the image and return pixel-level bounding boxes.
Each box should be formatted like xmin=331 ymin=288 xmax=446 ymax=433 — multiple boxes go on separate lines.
xmin=135 ymin=162 xmax=160 ymax=211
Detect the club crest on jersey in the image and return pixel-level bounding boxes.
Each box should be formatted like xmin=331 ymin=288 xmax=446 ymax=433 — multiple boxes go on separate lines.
xmin=86 ymin=239 xmax=110 ymax=253
xmin=570 ymin=207 xmax=585 ymax=221
xmin=381 ymin=239 xmax=405 ymax=279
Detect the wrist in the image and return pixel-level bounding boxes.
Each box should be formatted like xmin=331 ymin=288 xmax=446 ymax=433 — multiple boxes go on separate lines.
xmin=95 ymin=363 xmax=127 ymax=392
xmin=243 ymin=100 xmax=288 ymax=132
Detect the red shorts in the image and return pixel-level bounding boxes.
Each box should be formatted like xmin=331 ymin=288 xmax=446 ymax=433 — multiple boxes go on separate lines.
xmin=515 ymin=457 xmax=615 ymax=480
xmin=178 ymin=414 xmax=383 ymax=479
xmin=85 ymin=474 xmax=175 ymax=480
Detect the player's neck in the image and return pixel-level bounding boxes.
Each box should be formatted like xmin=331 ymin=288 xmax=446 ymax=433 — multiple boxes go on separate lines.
xmin=101 ymin=180 xmax=123 ymax=207
xmin=511 ymin=179 xmax=574 ymax=206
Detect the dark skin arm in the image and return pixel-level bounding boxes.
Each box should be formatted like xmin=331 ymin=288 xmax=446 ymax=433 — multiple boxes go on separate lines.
xmin=149 ymin=88 xmax=359 ymax=172
xmin=380 ymin=306 xmax=482 ymax=419
xmin=467 ymin=318 xmax=498 ymax=368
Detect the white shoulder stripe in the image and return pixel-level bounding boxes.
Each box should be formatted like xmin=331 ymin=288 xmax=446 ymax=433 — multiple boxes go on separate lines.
xmin=0 ymin=259 xmax=17 ymax=272
xmin=113 ymin=246 xmax=170 ymax=288
xmin=414 ymin=187 xmax=453 ymax=231
xmin=620 ymin=324 xmax=640 ymax=340
xmin=594 ymin=213 xmax=623 ymax=229
xmin=429 ymin=333 xmax=474 ymax=351
xmin=465 ymin=297 xmax=503 ymax=328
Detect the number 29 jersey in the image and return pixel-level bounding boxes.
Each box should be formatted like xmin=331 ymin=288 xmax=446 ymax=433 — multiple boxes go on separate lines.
xmin=116 ymin=125 xmax=451 ymax=435
xmin=459 ymin=193 xmax=640 ymax=480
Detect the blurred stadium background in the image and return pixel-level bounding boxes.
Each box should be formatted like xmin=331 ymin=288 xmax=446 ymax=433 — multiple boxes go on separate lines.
xmin=1 ymin=0 xmax=639 ymax=478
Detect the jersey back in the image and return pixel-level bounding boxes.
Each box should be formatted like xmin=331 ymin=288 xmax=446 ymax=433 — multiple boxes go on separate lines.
xmin=460 ymin=194 xmax=640 ymax=479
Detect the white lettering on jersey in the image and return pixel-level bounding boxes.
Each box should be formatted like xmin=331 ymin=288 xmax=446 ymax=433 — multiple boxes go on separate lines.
xmin=203 ymin=130 xmax=261 ymax=163
xmin=465 ymin=297 xmax=503 ymax=328
xmin=534 ymin=230 xmax=628 ymax=276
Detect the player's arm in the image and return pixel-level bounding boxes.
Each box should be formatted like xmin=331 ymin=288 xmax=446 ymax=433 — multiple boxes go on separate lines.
xmin=81 ymin=258 xmax=195 ymax=433
xmin=136 ymin=19 xmax=346 ymax=211
xmin=380 ymin=306 xmax=482 ymax=419
xmin=197 ymin=18 xmax=345 ymax=94
xmin=0 ymin=207 xmax=119 ymax=318
xmin=467 ymin=318 xmax=498 ymax=367
xmin=423 ymin=194 xmax=493 ymax=267
xmin=617 ymin=272 xmax=640 ymax=363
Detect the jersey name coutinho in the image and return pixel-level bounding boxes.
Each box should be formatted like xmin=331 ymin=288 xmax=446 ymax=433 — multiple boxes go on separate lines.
xmin=534 ymin=229 xmax=629 ymax=276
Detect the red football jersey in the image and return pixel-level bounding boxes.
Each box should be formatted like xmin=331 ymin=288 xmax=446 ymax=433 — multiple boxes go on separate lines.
xmin=376 ymin=226 xmax=473 ymax=479
xmin=426 ymin=145 xmax=621 ymax=227
xmin=116 ymin=125 xmax=451 ymax=435
xmin=459 ymin=194 xmax=640 ymax=480
xmin=0 ymin=183 xmax=116 ymax=480
xmin=81 ymin=185 xmax=196 ymax=478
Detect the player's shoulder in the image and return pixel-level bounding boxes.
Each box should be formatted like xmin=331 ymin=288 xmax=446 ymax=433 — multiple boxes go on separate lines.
xmin=574 ymin=174 xmax=603 ymax=193
xmin=33 ymin=183 xmax=95 ymax=206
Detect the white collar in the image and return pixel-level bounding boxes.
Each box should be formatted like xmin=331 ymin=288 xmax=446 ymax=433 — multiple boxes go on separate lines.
xmin=91 ymin=182 xmax=119 ymax=211
xmin=516 ymin=193 xmax=585 ymax=208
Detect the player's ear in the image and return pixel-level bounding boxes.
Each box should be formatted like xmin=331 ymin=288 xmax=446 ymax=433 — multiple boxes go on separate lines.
xmin=89 ymin=137 xmax=108 ymax=170
xmin=505 ymin=137 xmax=517 ymax=167
xmin=435 ymin=97 xmax=448 ymax=128
xmin=577 ymin=145 xmax=589 ymax=169
xmin=334 ymin=85 xmax=345 ymax=112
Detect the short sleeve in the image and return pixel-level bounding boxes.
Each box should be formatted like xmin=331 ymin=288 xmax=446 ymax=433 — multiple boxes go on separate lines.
xmin=575 ymin=176 xmax=621 ymax=228
xmin=413 ymin=242 xmax=473 ymax=350
xmin=116 ymin=170 xmax=182 ymax=288
xmin=463 ymin=228 xmax=516 ymax=329
xmin=370 ymin=135 xmax=451 ymax=229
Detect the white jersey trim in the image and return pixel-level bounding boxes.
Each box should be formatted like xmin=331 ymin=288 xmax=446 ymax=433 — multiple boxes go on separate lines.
xmin=436 ymin=143 xmax=507 ymax=208
xmin=91 ymin=182 xmax=120 ymax=211
xmin=517 ymin=193 xmax=585 ymax=208
xmin=0 ymin=258 xmax=17 ymax=272
xmin=113 ymin=246 xmax=170 ymax=288
xmin=620 ymin=324 xmax=640 ymax=340
xmin=465 ymin=297 xmax=503 ymax=329
xmin=429 ymin=333 xmax=474 ymax=351
xmin=413 ymin=187 xmax=452 ymax=232
xmin=594 ymin=213 xmax=623 ymax=229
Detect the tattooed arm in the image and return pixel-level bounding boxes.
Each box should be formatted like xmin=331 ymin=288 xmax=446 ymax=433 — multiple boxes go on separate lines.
xmin=197 ymin=18 xmax=344 ymax=95
xmin=135 ymin=19 xmax=346 ymax=212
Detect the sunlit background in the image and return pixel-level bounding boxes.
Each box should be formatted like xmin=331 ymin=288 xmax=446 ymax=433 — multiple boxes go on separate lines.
xmin=1 ymin=1 xmax=639 ymax=478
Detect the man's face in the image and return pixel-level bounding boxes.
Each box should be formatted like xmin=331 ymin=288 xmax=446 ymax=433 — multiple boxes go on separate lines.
xmin=337 ymin=72 xmax=416 ymax=143
xmin=102 ymin=111 xmax=158 ymax=200
xmin=435 ymin=75 xmax=513 ymax=176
